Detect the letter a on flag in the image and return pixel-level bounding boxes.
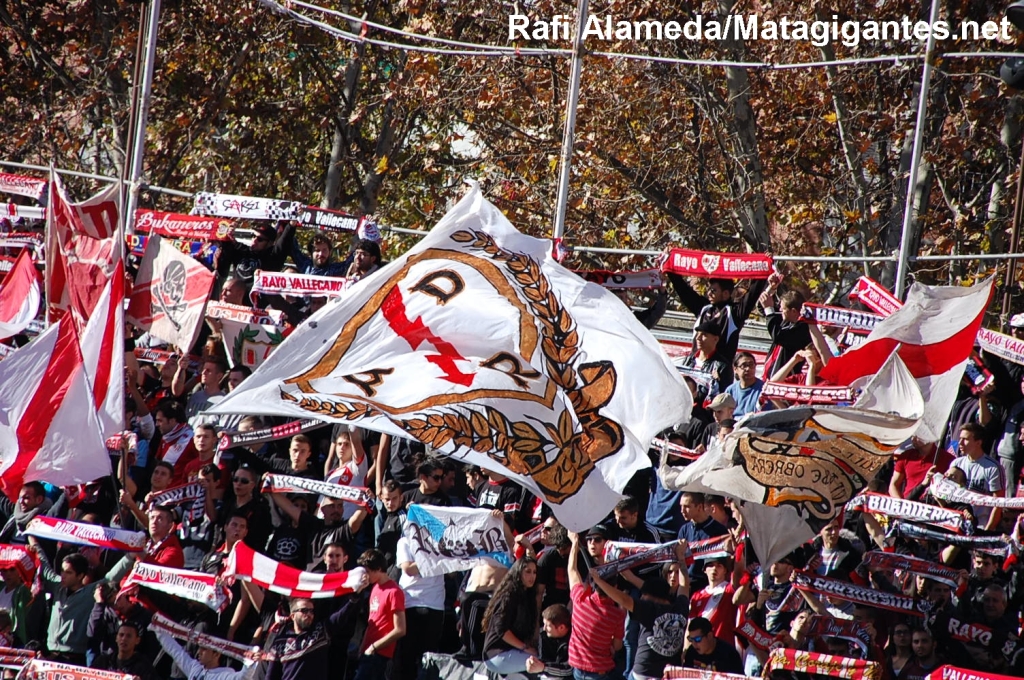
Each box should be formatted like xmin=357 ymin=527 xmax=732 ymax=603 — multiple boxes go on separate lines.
xmin=213 ymin=183 xmax=692 ymax=530
xmin=0 ymin=249 xmax=41 ymax=340
xmin=0 ymin=319 xmax=110 ymax=498
xmin=127 ymin=235 xmax=216 ymax=352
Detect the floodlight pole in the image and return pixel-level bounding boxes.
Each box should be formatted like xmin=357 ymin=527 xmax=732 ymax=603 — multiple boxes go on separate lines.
xmin=551 ymin=0 xmax=590 ymax=241
xmin=124 ymin=0 xmax=162 ymax=234
xmin=893 ymin=0 xmax=940 ymax=299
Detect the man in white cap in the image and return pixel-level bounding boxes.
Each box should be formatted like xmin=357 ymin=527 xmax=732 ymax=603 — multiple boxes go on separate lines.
xmin=701 ymin=393 xmax=736 ymax=447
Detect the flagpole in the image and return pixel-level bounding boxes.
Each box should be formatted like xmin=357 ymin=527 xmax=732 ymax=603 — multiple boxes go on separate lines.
xmin=124 ymin=0 xmax=163 ymax=235
xmin=551 ymin=0 xmax=590 ymax=241
xmin=893 ymin=0 xmax=940 ymax=300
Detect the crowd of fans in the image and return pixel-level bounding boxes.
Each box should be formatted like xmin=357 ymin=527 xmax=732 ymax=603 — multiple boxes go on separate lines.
xmin=1 ymin=218 xmax=1024 ymax=680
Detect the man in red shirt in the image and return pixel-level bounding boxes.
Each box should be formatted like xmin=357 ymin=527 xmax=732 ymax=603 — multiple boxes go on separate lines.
xmin=355 ymin=548 xmax=406 ymax=680
xmin=567 ymin=530 xmax=626 ymax=680
xmin=889 ymin=436 xmax=952 ymax=499
xmin=141 ymin=505 xmax=185 ymax=568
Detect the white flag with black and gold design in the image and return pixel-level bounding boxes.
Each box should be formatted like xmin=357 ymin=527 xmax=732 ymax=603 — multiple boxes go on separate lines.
xmin=211 ymin=182 xmax=691 ymax=530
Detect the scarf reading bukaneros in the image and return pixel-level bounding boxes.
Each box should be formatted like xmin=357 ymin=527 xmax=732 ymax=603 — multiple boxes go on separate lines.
xmin=735 ymin=611 xmax=776 ymax=651
xmin=205 ymin=301 xmax=285 ymax=327
xmin=223 ymin=541 xmax=368 ymax=598
xmin=261 ymin=474 xmax=373 ymax=509
xmin=150 ymin=612 xmax=260 ymax=665
xmin=846 ymin=493 xmax=973 ymax=534
xmin=192 ymin=192 xmax=302 ymax=221
xmin=848 ymin=276 xmax=902 ymax=317
xmin=861 ymin=551 xmax=961 ymax=590
xmin=761 ymin=382 xmax=856 ymax=405
xmin=0 ymin=172 xmax=46 ymax=199
xmin=251 ymin=269 xmax=351 ymax=300
xmin=804 ymin=615 xmax=872 ymax=655
xmin=575 ymin=269 xmax=663 ymax=290
xmin=803 ymin=303 xmax=883 ymax=333
xmin=662 ymin=248 xmax=774 ymax=279
xmin=134 ymin=210 xmax=234 ymax=242
xmin=651 ymin=438 xmax=701 ymax=461
xmin=593 ymin=541 xmax=680 ymax=580
xmin=18 ymin=660 xmax=140 ymax=680
xmin=931 ymin=473 xmax=1024 ymax=510
xmin=296 ymin=206 xmax=360 ymax=233
xmin=25 ymin=516 xmax=146 ymax=553
xmin=791 ymin=572 xmax=932 ymax=617
xmin=124 ymin=562 xmax=230 ymax=612
xmin=766 ymin=648 xmax=882 ymax=680
xmin=150 ymin=482 xmax=206 ymax=508
xmin=890 ymin=521 xmax=1014 ymax=556
xmin=217 ymin=418 xmax=329 ymax=451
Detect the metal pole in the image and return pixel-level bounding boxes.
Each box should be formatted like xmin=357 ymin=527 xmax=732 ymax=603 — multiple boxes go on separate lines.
xmin=551 ymin=0 xmax=589 ymax=240
xmin=1001 ymin=137 xmax=1024 ymax=326
xmin=893 ymin=0 xmax=941 ymax=299
xmin=124 ymin=0 xmax=162 ymax=234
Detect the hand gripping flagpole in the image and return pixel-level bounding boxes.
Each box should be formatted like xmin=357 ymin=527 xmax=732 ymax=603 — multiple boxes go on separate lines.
xmin=551 ymin=0 xmax=589 ymax=242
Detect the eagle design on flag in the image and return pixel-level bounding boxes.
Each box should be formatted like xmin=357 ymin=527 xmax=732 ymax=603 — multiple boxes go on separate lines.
xmin=282 ymin=229 xmax=623 ymax=503
xmin=212 ymin=183 xmax=689 ymax=530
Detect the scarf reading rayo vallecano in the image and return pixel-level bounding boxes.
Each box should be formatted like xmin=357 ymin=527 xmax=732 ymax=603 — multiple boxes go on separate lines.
xmin=25 ymin=516 xmax=146 ymax=553
xmin=150 ymin=612 xmax=260 ymax=665
xmin=123 ymin=562 xmax=231 ymax=612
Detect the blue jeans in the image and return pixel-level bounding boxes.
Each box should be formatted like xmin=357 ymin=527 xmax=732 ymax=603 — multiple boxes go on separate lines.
xmin=354 ymin=652 xmax=390 ymax=680
xmin=574 ymin=669 xmax=622 ymax=680
xmin=484 ymin=649 xmax=531 ymax=674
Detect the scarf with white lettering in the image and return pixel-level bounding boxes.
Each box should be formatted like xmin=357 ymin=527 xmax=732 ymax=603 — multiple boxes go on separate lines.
xmin=150 ymin=613 xmax=260 ymax=665
xmin=123 ymin=562 xmax=230 ymax=612
xmin=792 ymin=571 xmax=932 ymax=617
xmin=261 ymin=474 xmax=373 ymax=509
xmin=25 ymin=517 xmax=146 ymax=553
xmin=158 ymin=423 xmax=194 ymax=466
xmin=889 ymin=520 xmax=1014 ymax=556
xmin=218 ymin=418 xmax=329 ymax=452
xmin=662 ymin=248 xmax=774 ymax=279
xmin=593 ymin=542 xmax=679 ymax=581
xmin=251 ymin=269 xmax=351 ymax=301
xmin=803 ymin=615 xmax=872 ymax=655
xmin=761 ymin=381 xmax=855 ymax=404
xmin=17 ymin=660 xmax=139 ymax=680
xmin=150 ymin=482 xmax=206 ymax=509
xmin=222 ymin=541 xmax=368 ymax=599
xmin=846 ymin=492 xmax=972 ymax=534
xmin=205 ymin=301 xmax=285 ymax=326
xmin=931 ymin=473 xmax=1024 ymax=510
xmin=0 ymin=544 xmax=39 ymax=597
xmin=735 ymin=611 xmax=776 ymax=651
xmin=848 ymin=276 xmax=902 ymax=316
xmin=977 ymin=328 xmax=1024 ymax=367
xmin=766 ymin=648 xmax=882 ymax=680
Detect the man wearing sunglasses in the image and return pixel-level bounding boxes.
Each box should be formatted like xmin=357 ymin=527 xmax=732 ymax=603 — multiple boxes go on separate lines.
xmin=681 ymin=616 xmax=742 ymax=673
xmin=401 ymin=460 xmax=451 ymax=509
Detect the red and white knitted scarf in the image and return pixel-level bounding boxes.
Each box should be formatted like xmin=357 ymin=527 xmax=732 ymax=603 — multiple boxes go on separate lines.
xmin=123 ymin=562 xmax=231 ymax=612
xmin=222 ymin=541 xmax=368 ymax=599
xmin=766 ymin=648 xmax=882 ymax=680
xmin=261 ymin=474 xmax=372 ymax=508
xmin=25 ymin=516 xmax=146 ymax=553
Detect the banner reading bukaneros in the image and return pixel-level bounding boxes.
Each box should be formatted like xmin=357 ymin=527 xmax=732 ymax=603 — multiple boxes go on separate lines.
xmin=297 ymin=206 xmax=361 ymax=233
xmin=135 ymin=210 xmax=235 ymax=242
xmin=804 ymin=304 xmax=883 ymax=333
xmin=663 ymin=248 xmax=773 ymax=279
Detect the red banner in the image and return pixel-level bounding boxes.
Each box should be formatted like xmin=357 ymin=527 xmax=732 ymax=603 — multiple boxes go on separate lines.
xmin=134 ymin=209 xmax=234 ymax=242
xmin=848 ymin=276 xmax=902 ymax=316
xmin=664 ymin=248 xmax=773 ymax=279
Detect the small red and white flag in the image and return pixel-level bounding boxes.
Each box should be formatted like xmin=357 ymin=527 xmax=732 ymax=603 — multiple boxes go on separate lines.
xmin=0 ymin=249 xmax=41 ymax=340
xmin=820 ymin=278 xmax=992 ymax=442
xmin=0 ymin=318 xmax=110 ymax=498
xmin=127 ymin=234 xmax=215 ymax=352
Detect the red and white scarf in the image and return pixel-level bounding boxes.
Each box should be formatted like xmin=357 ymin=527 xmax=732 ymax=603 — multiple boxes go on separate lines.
xmin=761 ymin=381 xmax=855 ymax=404
xmin=0 ymin=544 xmax=39 ymax=596
xmin=0 ymin=645 xmax=34 ymax=670
xmin=848 ymin=276 xmax=902 ymax=316
xmin=651 ymin=438 xmax=701 ymax=461
xmin=766 ymin=648 xmax=882 ymax=680
xmin=931 ymin=473 xmax=1024 ymax=510
xmin=25 ymin=517 xmax=146 ymax=553
xmin=846 ymin=492 xmax=972 ymax=534
xmin=150 ymin=612 xmax=260 ymax=665
xmin=223 ymin=541 xmax=367 ymax=599
xmin=18 ymin=659 xmax=141 ymax=680
xmin=205 ymin=301 xmax=285 ymax=326
xmin=735 ymin=612 xmax=776 ymax=651
xmin=123 ymin=562 xmax=230 ymax=612
xmin=663 ymin=668 xmax=755 ymax=680
xmin=158 ymin=423 xmax=194 ymax=466
xmin=251 ymin=269 xmax=351 ymax=301
xmin=261 ymin=474 xmax=372 ymax=509
xmin=135 ymin=209 xmax=235 ymax=242
xmin=663 ymin=248 xmax=773 ymax=279
xmin=0 ymin=172 xmax=46 ymax=199
xmin=792 ymin=571 xmax=931 ymax=617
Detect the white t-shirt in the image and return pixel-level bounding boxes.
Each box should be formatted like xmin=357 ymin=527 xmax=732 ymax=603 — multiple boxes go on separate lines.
xmin=395 ymin=536 xmax=445 ymax=611
xmin=951 ymin=454 xmax=1005 ymax=526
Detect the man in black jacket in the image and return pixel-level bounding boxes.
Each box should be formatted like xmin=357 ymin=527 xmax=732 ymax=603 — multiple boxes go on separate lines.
xmin=667 ymin=273 xmax=766 ymax=366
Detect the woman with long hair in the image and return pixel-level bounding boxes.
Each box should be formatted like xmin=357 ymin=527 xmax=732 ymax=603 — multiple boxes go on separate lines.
xmin=480 ymin=557 xmax=540 ymax=674
xmin=886 ymin=621 xmax=915 ymax=678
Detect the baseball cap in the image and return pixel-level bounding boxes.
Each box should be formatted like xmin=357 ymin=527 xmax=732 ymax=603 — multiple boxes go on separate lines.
xmin=585 ymin=525 xmax=610 ymax=540
xmin=708 ymin=393 xmax=736 ymax=411
xmin=694 ymin=321 xmax=721 ymax=336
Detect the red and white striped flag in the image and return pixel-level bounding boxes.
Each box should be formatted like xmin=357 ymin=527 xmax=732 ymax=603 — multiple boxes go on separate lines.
xmin=0 ymin=319 xmax=110 ymax=498
xmin=0 ymin=249 xmax=40 ymax=339
xmin=820 ymin=279 xmax=992 ymax=442
xmin=222 ymin=541 xmax=368 ymax=599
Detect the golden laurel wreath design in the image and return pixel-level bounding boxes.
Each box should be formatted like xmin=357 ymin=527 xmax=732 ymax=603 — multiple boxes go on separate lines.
xmin=284 ymin=229 xmax=624 ymax=504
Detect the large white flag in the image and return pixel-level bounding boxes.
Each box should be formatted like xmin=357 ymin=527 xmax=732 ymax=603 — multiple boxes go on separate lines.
xmin=0 ymin=319 xmax=110 ymax=498
xmin=127 ymin=235 xmax=215 ymax=352
xmin=212 ymin=183 xmax=691 ymax=530
xmin=820 ymin=278 xmax=992 ymax=442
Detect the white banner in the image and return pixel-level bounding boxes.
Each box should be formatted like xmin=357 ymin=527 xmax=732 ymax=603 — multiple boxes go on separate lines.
xmin=403 ymin=504 xmax=513 ymax=578
xmin=251 ymin=269 xmax=351 ymax=299
xmin=193 ymin=192 xmax=302 ymax=221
